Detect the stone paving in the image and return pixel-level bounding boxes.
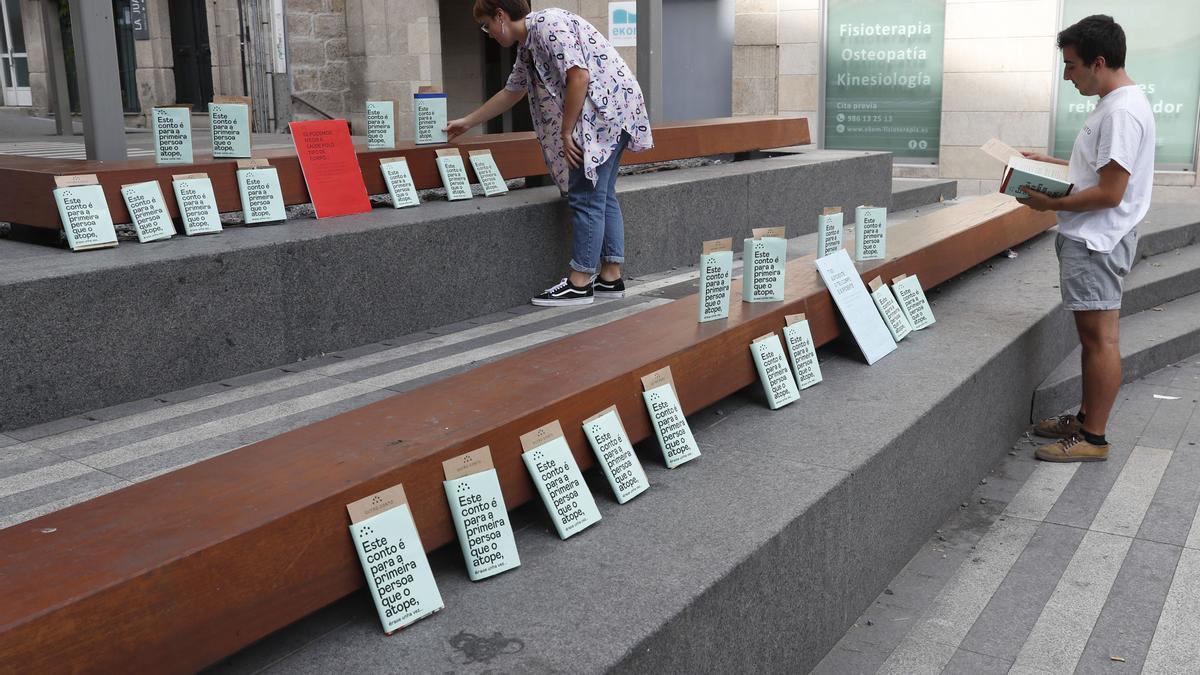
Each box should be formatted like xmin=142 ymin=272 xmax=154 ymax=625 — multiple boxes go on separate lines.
xmin=815 ymin=356 xmax=1200 ymax=674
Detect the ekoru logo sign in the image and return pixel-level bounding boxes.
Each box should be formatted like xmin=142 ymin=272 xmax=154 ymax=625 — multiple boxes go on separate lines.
xmin=608 ymin=1 xmax=637 ymax=47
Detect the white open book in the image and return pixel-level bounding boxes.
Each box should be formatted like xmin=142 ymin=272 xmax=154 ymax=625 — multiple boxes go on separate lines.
xmin=981 ymin=139 xmax=1074 ymax=199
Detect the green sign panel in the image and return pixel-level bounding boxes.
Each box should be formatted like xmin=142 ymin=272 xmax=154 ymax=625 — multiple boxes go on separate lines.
xmin=1054 ymin=2 xmax=1200 ymax=169
xmin=824 ymin=0 xmax=946 ymax=161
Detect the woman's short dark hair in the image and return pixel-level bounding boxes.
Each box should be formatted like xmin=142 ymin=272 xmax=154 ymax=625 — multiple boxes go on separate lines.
xmin=473 ymin=0 xmax=531 ymax=22
xmin=1057 ymin=15 xmax=1126 ymax=69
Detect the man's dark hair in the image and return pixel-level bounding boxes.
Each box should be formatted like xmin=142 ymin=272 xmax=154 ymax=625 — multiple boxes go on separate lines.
xmin=473 ymin=0 xmax=531 ymax=22
xmin=1057 ymin=15 xmax=1126 ymax=69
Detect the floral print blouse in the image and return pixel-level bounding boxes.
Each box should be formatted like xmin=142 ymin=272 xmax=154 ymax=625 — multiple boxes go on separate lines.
xmin=505 ymin=8 xmax=654 ymax=191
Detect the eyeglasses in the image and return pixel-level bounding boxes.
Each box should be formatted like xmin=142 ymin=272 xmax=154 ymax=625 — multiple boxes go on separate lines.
xmin=480 ymin=23 xmax=489 ymax=35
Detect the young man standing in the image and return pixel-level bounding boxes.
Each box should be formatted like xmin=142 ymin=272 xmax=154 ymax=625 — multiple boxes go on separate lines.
xmin=1018 ymin=14 xmax=1156 ymax=462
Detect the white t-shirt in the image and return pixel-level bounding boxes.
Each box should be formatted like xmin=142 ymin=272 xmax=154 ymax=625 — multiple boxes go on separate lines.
xmin=1057 ymin=84 xmax=1156 ymax=252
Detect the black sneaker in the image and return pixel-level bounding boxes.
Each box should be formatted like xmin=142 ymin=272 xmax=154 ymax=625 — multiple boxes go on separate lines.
xmin=593 ymin=277 xmax=626 ymax=299
xmin=532 ymin=278 xmax=594 ymax=306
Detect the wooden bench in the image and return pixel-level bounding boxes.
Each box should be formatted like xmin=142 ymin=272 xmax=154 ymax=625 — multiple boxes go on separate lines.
xmin=0 ymin=117 xmax=808 ymax=229
xmin=0 ymin=193 xmax=1054 ymax=672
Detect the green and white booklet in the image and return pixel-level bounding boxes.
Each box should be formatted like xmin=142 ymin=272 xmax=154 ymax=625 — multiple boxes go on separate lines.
xmin=172 ymin=173 xmax=223 ymax=235
xmin=236 ymin=159 xmax=286 ymax=223
xmin=641 ymin=367 xmax=701 ymax=468
xmin=868 ymin=276 xmax=912 ymax=342
xmin=53 ymin=175 xmax=118 ymax=251
xmin=815 ymin=249 xmax=897 ymax=365
xmin=468 ymin=149 xmax=509 ymax=196
xmin=414 ymin=87 xmax=449 ymax=145
xmin=443 ymin=447 xmax=521 ymax=581
xmin=981 ymin=138 xmax=1073 ymax=199
xmin=379 ymin=157 xmax=420 ymax=208
xmin=698 ymin=238 xmax=733 ymax=323
xmin=783 ymin=314 xmax=823 ymax=389
xmin=120 ymin=180 xmax=176 ymax=243
xmin=347 ymin=484 xmax=443 ymax=634
xmin=750 ymin=332 xmax=801 ymax=409
xmin=817 ymin=207 xmax=844 ymax=258
xmin=520 ymin=420 xmax=602 ymax=539
xmin=366 ymin=100 xmax=397 ymax=150
xmin=435 ymin=148 xmax=473 ymax=201
xmin=152 ymin=105 xmax=193 ymax=164
xmin=854 ymin=205 xmax=887 ymax=261
xmin=892 ymin=274 xmax=936 ymax=330
xmin=582 ymin=405 xmax=650 ymax=503
xmin=210 ymin=96 xmax=252 ymax=158
xmin=743 ymin=226 xmax=787 ymax=303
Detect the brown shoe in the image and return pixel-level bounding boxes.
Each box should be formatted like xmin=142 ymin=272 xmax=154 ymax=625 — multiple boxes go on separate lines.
xmin=1035 ymin=434 xmax=1108 ymax=462
xmin=1033 ymin=414 xmax=1082 ymax=439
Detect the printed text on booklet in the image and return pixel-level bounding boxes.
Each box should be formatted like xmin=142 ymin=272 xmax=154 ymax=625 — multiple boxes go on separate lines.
xmin=698 ymin=238 xmax=733 ymax=322
xmin=854 ymin=206 xmax=887 ymax=262
xmin=442 ymin=447 xmax=520 ymax=581
xmin=815 ymin=249 xmax=897 ymax=365
xmin=783 ymin=314 xmax=823 ymax=389
xmin=892 ymin=274 xmax=936 ymax=330
xmin=520 ymin=421 xmax=602 ymax=539
xmin=53 ymin=178 xmax=118 ymax=251
xmin=172 ymin=174 xmax=223 ymax=235
xmin=347 ymin=485 xmax=443 ymax=633
xmin=583 ymin=407 xmax=650 ymax=503
xmin=743 ymin=227 xmax=787 ymax=303
xmin=641 ymin=368 xmax=701 ymax=468
xmin=751 ymin=333 xmax=801 ymax=409
xmin=868 ymin=276 xmax=912 ymax=342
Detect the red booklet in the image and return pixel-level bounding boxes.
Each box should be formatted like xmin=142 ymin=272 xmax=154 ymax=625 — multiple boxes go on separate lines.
xmin=290 ymin=120 xmax=372 ymax=219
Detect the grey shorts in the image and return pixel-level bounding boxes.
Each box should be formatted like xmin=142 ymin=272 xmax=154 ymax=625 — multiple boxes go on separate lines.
xmin=1055 ymin=229 xmax=1137 ymax=311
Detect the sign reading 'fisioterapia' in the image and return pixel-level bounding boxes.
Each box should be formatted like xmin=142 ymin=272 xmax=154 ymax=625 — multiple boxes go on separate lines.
xmin=824 ymin=0 xmax=945 ymax=161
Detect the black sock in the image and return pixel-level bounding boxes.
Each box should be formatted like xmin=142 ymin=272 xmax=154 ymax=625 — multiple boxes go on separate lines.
xmin=1082 ymin=430 xmax=1107 ymax=446
xmin=1076 ymin=411 xmax=1087 ymax=424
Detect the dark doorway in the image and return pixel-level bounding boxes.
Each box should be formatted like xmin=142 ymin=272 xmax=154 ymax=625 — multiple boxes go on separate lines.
xmin=483 ymin=36 xmax=532 ymax=134
xmin=57 ymin=0 xmax=141 ymax=113
xmin=168 ymin=0 xmax=212 ymax=110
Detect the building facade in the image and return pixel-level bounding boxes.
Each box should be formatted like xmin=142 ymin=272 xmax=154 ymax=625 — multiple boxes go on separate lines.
xmin=2 ymin=0 xmax=1196 ymax=190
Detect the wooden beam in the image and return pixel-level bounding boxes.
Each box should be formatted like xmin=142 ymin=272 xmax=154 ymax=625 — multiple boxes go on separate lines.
xmin=0 ymin=195 xmax=1054 ymax=672
xmin=0 ymin=117 xmax=809 ymax=229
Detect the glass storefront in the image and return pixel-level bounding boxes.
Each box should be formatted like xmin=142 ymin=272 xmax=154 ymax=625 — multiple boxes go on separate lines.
xmin=1 ymin=0 xmax=31 ymax=106
xmin=1054 ymin=1 xmax=1200 ymax=170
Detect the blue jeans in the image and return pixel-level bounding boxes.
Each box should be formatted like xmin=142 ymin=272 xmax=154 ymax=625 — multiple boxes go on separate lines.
xmin=567 ymin=132 xmax=629 ymax=275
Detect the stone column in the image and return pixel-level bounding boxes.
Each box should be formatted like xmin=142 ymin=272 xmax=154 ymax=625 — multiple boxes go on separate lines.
xmin=134 ymin=0 xmax=176 ymax=121
xmin=775 ymin=0 xmax=818 ymax=132
xmin=20 ymin=0 xmax=49 ymax=113
xmin=732 ymin=0 xmax=776 ymax=116
xmin=938 ymin=0 xmax=1056 ymax=194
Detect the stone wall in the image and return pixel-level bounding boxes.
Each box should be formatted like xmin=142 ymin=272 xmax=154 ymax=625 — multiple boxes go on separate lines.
xmin=287 ymin=0 xmax=352 ymax=123
xmin=938 ymin=0 xmax=1057 ymax=194
xmin=343 ymin=0 xmax=442 ymax=138
xmin=132 ymin=0 xmax=175 ymax=118
xmin=732 ymin=0 xmax=776 ymax=116
xmin=732 ymin=0 xmax=817 ymax=134
xmin=775 ymin=0 xmax=818 ymax=127
xmin=18 ymin=0 xmax=48 ymax=114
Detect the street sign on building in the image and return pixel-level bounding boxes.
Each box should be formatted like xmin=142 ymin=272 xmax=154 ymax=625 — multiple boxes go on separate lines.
xmin=609 ymin=2 xmax=636 ymax=47
xmin=130 ymin=0 xmax=149 ymax=40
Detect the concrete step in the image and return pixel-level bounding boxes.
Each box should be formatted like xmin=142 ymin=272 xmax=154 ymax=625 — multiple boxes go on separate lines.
xmin=1032 ymin=289 xmax=1200 ymax=421
xmin=1134 ymin=191 xmax=1200 ymax=259
xmin=890 ymin=177 xmax=957 ymax=212
xmin=1123 ymin=240 xmax=1200 ymax=316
